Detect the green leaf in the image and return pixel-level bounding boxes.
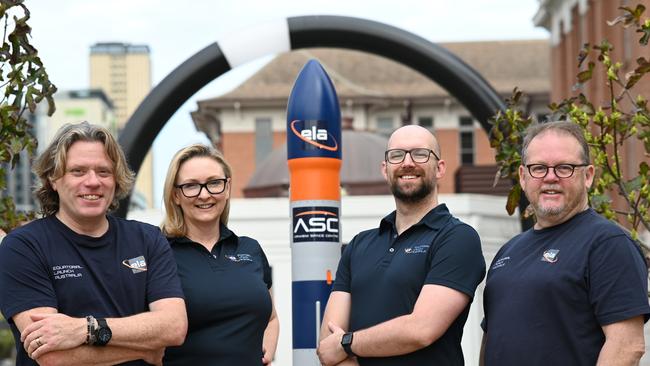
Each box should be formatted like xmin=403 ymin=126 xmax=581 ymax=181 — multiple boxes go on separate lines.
xmin=640 ymin=162 xmax=649 ymax=176
xmin=506 ymin=185 xmax=521 ymax=216
xmin=577 ymin=61 xmax=595 ymax=82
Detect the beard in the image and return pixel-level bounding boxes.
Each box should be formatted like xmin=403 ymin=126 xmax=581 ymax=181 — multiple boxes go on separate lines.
xmin=530 ymin=184 xmax=586 ymax=220
xmin=390 ymin=174 xmax=435 ymax=204
xmin=533 ymin=202 xmax=565 ymax=217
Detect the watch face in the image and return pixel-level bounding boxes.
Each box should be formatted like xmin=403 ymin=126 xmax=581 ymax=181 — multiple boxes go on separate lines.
xmin=342 ymin=333 xmax=352 ymax=345
xmin=97 ymin=328 xmax=112 ymax=345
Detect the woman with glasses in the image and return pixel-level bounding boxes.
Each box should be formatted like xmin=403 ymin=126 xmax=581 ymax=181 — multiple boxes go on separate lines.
xmin=161 ymin=144 xmax=279 ymax=365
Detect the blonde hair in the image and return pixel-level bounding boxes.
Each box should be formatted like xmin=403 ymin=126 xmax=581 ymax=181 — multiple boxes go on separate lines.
xmin=161 ymin=144 xmax=232 ymax=237
xmin=33 ymin=122 xmax=135 ymax=216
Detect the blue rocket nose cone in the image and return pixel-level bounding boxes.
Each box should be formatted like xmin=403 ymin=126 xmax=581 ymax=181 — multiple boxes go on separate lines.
xmin=287 ymin=60 xmax=341 ymax=121
xmin=287 ymin=59 xmax=342 ymax=160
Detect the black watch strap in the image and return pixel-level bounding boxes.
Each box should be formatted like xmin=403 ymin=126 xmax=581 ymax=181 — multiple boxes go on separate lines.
xmin=93 ymin=318 xmax=112 ymax=346
xmin=341 ymin=332 xmax=357 ymax=357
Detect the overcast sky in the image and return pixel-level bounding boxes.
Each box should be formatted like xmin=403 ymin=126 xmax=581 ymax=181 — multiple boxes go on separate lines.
xmin=26 ymin=0 xmax=549 ymax=208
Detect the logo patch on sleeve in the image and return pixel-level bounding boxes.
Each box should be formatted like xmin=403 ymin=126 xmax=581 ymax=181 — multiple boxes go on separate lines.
xmin=122 ymin=256 xmax=147 ymax=273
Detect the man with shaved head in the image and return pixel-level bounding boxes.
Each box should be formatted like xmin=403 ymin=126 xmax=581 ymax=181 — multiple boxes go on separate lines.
xmin=317 ymin=125 xmax=486 ymax=365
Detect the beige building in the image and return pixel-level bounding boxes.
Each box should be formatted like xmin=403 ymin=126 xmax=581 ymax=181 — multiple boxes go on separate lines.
xmin=90 ymin=42 xmax=154 ymax=208
xmin=191 ymin=40 xmax=550 ymax=198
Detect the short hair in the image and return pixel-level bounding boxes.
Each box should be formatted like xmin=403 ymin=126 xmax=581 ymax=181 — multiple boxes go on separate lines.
xmin=521 ymin=121 xmax=590 ymax=164
xmin=161 ymin=144 xmax=232 ymax=237
xmin=33 ymin=121 xmax=135 ymax=216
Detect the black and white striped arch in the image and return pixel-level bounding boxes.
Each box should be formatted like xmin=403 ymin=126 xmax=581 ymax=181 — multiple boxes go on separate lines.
xmin=116 ymin=15 xmax=504 ymax=216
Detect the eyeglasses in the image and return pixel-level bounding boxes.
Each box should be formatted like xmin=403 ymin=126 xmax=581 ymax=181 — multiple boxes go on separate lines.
xmin=385 ymin=148 xmax=439 ymax=164
xmin=525 ymin=164 xmax=589 ymax=179
xmin=175 ymin=178 xmax=228 ymax=198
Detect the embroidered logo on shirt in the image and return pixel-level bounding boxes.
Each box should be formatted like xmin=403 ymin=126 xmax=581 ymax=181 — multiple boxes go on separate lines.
xmin=541 ymin=249 xmax=560 ymax=263
xmin=122 ymin=256 xmax=147 ymax=273
xmin=404 ymin=244 xmax=429 ymax=254
xmin=52 ymin=264 xmax=83 ymax=280
xmin=491 ymin=256 xmax=510 ymax=270
xmin=225 ymin=254 xmax=253 ymax=262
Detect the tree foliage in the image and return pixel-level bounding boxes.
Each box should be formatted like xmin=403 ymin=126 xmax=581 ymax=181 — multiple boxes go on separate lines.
xmin=490 ymin=4 xmax=650 ymax=262
xmin=0 ymin=0 xmax=57 ymax=232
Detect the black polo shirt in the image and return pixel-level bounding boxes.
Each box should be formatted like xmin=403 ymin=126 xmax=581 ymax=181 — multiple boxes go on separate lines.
xmin=333 ymin=204 xmax=486 ymax=365
xmin=163 ymin=225 xmax=272 ymax=366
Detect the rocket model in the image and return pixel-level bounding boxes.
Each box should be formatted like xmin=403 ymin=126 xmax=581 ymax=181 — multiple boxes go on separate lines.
xmin=287 ymin=60 xmax=342 ymax=366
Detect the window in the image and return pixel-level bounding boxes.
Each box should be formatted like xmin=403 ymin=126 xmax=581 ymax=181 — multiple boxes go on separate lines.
xmin=255 ymin=118 xmax=273 ymax=165
xmin=418 ymin=116 xmax=433 ymax=129
xmin=377 ymin=116 xmax=394 ymax=136
xmin=459 ymin=116 xmax=475 ymax=165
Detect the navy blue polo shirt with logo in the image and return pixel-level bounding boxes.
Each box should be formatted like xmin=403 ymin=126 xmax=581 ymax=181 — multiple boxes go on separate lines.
xmin=333 ymin=204 xmax=486 ymax=365
xmin=0 ymin=215 xmax=183 ymax=366
xmin=482 ymin=208 xmax=650 ymax=366
xmin=164 ymin=224 xmax=272 ymax=366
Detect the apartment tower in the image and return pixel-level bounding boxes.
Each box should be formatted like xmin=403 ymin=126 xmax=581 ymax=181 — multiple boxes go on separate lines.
xmin=90 ymin=42 xmax=154 ymax=208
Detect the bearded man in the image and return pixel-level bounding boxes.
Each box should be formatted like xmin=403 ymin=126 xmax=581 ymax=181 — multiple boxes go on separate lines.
xmin=317 ymin=125 xmax=486 ymax=366
xmin=480 ymin=121 xmax=649 ymax=366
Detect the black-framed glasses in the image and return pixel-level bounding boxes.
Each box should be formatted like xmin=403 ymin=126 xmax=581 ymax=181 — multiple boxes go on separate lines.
xmin=385 ymin=148 xmax=440 ymax=164
xmin=175 ymin=178 xmax=228 ymax=198
xmin=525 ymin=164 xmax=589 ymax=179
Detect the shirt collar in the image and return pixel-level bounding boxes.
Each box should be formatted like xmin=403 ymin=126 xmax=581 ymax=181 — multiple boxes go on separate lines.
xmin=169 ymin=223 xmax=238 ymax=246
xmin=379 ymin=203 xmax=451 ymax=234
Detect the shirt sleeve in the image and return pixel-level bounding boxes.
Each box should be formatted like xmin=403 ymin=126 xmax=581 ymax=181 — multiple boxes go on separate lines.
xmin=331 ymin=236 xmax=356 ymax=293
xmin=260 ymin=247 xmax=273 ymax=289
xmin=588 ymin=234 xmax=650 ymax=325
xmin=144 ymin=227 xmax=185 ymax=303
xmin=425 ymin=223 xmax=486 ymax=299
xmin=0 ymin=232 xmax=58 ymax=321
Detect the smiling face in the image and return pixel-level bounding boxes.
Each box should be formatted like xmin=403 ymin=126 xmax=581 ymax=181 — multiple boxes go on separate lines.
xmin=382 ymin=125 xmax=445 ymax=204
xmin=51 ymin=141 xmax=115 ymax=231
xmin=519 ymin=130 xmax=594 ymax=229
xmin=174 ymin=156 xmax=230 ymax=229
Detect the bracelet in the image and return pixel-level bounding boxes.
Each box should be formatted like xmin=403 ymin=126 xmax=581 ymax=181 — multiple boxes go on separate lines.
xmin=86 ymin=315 xmax=96 ymax=345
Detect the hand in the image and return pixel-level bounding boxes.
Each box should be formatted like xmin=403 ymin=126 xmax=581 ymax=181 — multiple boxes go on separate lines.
xmin=317 ymin=322 xmax=347 ymax=366
xmin=21 ymin=313 xmax=86 ymax=359
xmin=262 ymin=344 xmax=275 ymax=365
xmin=143 ymin=348 xmax=165 ymax=366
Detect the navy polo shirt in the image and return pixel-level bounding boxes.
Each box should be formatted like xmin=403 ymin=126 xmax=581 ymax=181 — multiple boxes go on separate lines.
xmin=483 ymin=209 xmax=650 ymax=366
xmin=333 ymin=204 xmax=486 ymax=365
xmin=164 ymin=225 xmax=272 ymax=366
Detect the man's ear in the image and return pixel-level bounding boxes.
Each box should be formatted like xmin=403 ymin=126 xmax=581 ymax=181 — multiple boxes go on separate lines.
xmin=381 ymin=160 xmax=388 ymax=182
xmin=436 ymin=159 xmax=446 ymax=178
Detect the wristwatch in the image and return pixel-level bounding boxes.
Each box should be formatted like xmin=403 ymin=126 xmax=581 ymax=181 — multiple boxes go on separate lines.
xmin=93 ymin=318 xmax=112 ymax=346
xmin=341 ymin=332 xmax=357 ymax=357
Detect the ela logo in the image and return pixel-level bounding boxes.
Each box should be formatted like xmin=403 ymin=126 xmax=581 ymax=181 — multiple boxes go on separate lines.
xmin=301 ymin=125 xmax=328 ymax=141
xmin=290 ymin=120 xmax=338 ymax=152
xmin=122 ymin=256 xmax=147 ymax=273
xmin=541 ymin=249 xmax=560 ymax=263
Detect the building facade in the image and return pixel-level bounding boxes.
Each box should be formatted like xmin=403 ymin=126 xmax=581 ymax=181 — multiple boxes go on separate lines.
xmin=191 ymin=41 xmax=551 ymax=198
xmin=534 ymin=0 xmax=649 ymax=195
xmin=90 ymin=42 xmax=154 ymax=208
